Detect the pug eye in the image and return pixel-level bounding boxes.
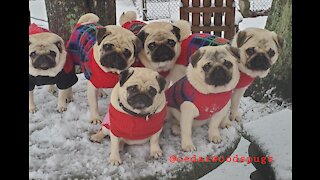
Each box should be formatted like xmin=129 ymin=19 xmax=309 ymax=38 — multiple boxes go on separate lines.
xmin=30 ymin=51 xmax=37 ymax=58
xmin=123 ymin=48 xmax=132 ymax=58
xmin=223 ymin=59 xmax=233 ymax=69
xmin=202 ymin=63 xmax=212 ymax=72
xmin=49 ymin=50 xmax=56 ymax=58
xmin=268 ymin=48 xmax=275 ymax=58
xmin=103 ymin=43 xmax=113 ymax=51
xmin=148 ymin=42 xmax=156 ymax=51
xmin=246 ymin=47 xmax=255 ymax=56
xmin=148 ymin=87 xmax=157 ymax=97
xmin=127 ymin=85 xmax=138 ymax=94
xmin=167 ymin=39 xmax=176 ymax=47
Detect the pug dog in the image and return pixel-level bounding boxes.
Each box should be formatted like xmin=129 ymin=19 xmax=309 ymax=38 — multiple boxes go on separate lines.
xmin=120 ymin=11 xmax=191 ymax=85
xmin=165 ymin=45 xmax=240 ymax=151
xmin=90 ymin=67 xmax=167 ymax=165
xmin=66 ymin=13 xmax=142 ymax=124
xmin=29 ymin=23 xmax=78 ymax=113
xmin=229 ymin=28 xmax=284 ymax=122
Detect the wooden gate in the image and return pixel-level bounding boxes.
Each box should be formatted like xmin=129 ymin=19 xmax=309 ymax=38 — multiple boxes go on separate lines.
xmin=180 ymin=0 xmax=236 ymax=40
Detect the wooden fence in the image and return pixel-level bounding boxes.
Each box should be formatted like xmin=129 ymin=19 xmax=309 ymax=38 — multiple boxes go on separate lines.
xmin=180 ymin=0 xmax=236 ymax=40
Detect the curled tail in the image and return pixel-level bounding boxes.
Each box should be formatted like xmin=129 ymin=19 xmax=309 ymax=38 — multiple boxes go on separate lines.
xmin=119 ymin=11 xmax=137 ymax=26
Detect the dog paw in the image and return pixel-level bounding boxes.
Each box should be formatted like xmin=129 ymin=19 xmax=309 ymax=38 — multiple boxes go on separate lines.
xmin=57 ymin=106 xmax=67 ymax=113
xmin=29 ymin=106 xmax=37 ymax=113
xmin=90 ymin=117 xmax=102 ymax=125
xmin=151 ymin=149 xmax=163 ymax=159
xmin=171 ymin=124 xmax=181 ymax=136
xmin=109 ymin=155 xmax=122 ymax=166
xmin=98 ymin=89 xmax=108 ymax=99
xmin=47 ymin=85 xmax=57 ymax=94
xmin=230 ymin=111 xmax=241 ymax=122
xmin=90 ymin=133 xmax=104 ymax=143
xmin=208 ymin=134 xmax=222 ymax=144
xmin=181 ymin=140 xmax=196 ymax=152
xmin=220 ymin=119 xmax=232 ymax=129
xmin=66 ymin=96 xmax=73 ymax=103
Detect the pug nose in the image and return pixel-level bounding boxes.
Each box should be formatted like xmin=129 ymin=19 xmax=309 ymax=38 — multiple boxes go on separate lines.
xmin=212 ymin=66 xmax=226 ymax=78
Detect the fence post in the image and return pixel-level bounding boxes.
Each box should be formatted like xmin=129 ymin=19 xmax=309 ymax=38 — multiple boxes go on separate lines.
xmin=202 ymin=0 xmax=211 ymax=34
xmin=192 ymin=0 xmax=200 ymax=33
xmin=142 ymin=0 xmax=147 ymax=21
xmin=180 ymin=0 xmax=189 ymax=22
xmin=225 ymin=0 xmax=236 ymax=40
xmin=214 ymin=0 xmax=223 ymax=37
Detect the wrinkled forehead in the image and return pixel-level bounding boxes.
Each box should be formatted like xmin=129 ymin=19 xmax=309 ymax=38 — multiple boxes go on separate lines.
xmin=203 ymin=50 xmax=228 ymax=62
xmin=125 ymin=70 xmax=159 ymax=88
xmin=247 ymin=33 xmax=277 ymax=49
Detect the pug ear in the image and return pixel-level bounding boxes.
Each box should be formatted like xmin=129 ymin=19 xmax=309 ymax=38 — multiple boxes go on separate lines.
xmin=172 ymin=20 xmax=191 ymax=41
xmin=236 ymin=30 xmax=253 ymax=48
xmin=55 ymin=40 xmax=63 ymax=53
xmin=190 ymin=49 xmax=205 ymax=68
xmin=156 ymin=75 xmax=166 ymax=93
xmin=96 ymin=27 xmax=109 ymax=46
xmin=227 ymin=46 xmax=240 ymax=61
xmin=274 ymin=34 xmax=285 ymax=51
xmin=136 ymin=30 xmax=148 ymax=46
xmin=133 ymin=37 xmax=143 ymax=56
xmin=119 ymin=68 xmax=134 ymax=87
xmin=171 ymin=25 xmax=181 ymax=41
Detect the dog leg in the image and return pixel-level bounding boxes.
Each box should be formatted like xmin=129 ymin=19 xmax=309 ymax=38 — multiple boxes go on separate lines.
xmin=66 ymin=87 xmax=73 ymax=103
xmin=230 ymin=87 xmax=246 ymax=122
xmin=109 ymin=133 xmax=122 ymax=166
xmin=87 ymin=81 xmax=101 ymax=124
xmin=119 ymin=140 xmax=125 ymax=152
xmin=150 ymin=129 xmax=163 ymax=159
xmin=208 ymin=101 xmax=230 ymax=144
xmin=90 ymin=130 xmax=106 ymax=143
xmin=47 ymin=85 xmax=56 ymax=94
xmin=220 ymin=114 xmax=232 ymax=129
xmin=180 ymin=102 xmax=199 ymax=152
xmin=29 ymin=90 xmax=37 ymax=113
xmin=57 ymin=89 xmax=69 ymax=112
xmin=97 ymin=88 xmax=108 ymax=99
xmin=90 ymin=125 xmax=109 ymax=143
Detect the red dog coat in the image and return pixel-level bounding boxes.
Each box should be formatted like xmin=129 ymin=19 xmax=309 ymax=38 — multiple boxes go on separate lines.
xmin=102 ymin=104 xmax=167 ymax=140
xmin=235 ymin=72 xmax=255 ymax=89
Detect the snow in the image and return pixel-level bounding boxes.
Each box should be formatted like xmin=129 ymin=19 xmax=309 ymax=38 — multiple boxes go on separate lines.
xmin=29 ymin=0 xmax=291 ymax=179
xmin=29 ymin=75 xmax=242 ymax=179
xmin=243 ymin=109 xmax=292 ymax=180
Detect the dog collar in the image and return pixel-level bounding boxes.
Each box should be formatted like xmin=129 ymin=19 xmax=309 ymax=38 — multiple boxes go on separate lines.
xmin=118 ymin=99 xmax=156 ymax=119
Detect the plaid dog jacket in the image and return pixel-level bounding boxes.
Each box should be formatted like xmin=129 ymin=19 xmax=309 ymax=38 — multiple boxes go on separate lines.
xmin=165 ymin=76 xmax=231 ymax=120
xmin=66 ymin=23 xmax=119 ymax=88
xmin=176 ymin=33 xmax=230 ymax=66
xmin=29 ymin=24 xmax=78 ymax=91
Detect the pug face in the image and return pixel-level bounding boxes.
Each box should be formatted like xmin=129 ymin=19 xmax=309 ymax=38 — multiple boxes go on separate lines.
xmin=232 ymin=28 xmax=284 ymax=78
xmin=136 ymin=22 xmax=183 ymax=71
xmin=187 ymin=45 xmax=240 ymax=94
xmin=93 ymin=25 xmax=142 ymax=74
xmin=117 ymin=67 xmax=166 ymax=115
xmin=29 ymin=32 xmax=66 ymax=77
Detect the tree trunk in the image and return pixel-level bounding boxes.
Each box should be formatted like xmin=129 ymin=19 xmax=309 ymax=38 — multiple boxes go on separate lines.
xmin=245 ymin=0 xmax=292 ymax=103
xmin=45 ymin=0 xmax=116 ymax=41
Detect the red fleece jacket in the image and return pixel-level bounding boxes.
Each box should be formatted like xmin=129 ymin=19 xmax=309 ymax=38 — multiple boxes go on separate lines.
xmin=235 ymin=72 xmax=255 ymax=89
xmin=103 ymin=104 xmax=167 ymax=140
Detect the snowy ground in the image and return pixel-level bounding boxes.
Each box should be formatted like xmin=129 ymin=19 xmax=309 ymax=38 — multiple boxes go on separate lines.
xmin=29 ymin=0 xmax=291 ymax=179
